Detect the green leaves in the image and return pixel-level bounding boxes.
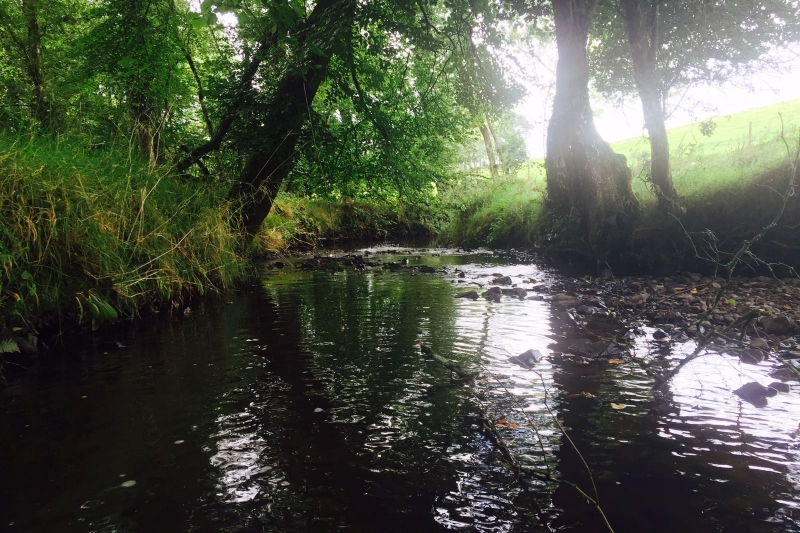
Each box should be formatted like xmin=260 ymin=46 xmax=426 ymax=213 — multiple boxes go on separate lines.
xmin=77 ymin=292 xmax=118 ymax=331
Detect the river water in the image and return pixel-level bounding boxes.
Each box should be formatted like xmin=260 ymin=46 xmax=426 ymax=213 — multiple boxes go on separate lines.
xmin=1 ymin=248 xmax=799 ymax=532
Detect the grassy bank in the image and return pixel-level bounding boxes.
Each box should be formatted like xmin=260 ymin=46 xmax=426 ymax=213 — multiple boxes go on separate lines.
xmin=0 ymin=133 xmax=438 ymax=354
xmin=0 ymin=133 xmax=249 ymax=352
xmin=256 ymin=194 xmax=439 ymax=253
xmin=441 ymin=99 xmax=800 ymax=266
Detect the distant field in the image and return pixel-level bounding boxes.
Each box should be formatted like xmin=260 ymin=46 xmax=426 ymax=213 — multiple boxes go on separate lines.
xmin=511 ymin=98 xmax=800 ymax=202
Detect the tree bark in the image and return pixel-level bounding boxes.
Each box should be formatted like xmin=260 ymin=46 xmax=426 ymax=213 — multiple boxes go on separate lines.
xmin=480 ymin=121 xmax=499 ymax=179
xmin=20 ymin=0 xmax=48 ymax=127
xmin=621 ymin=0 xmax=678 ymax=210
xmin=545 ymin=0 xmax=638 ymax=259
xmin=228 ymin=0 xmax=356 ymax=244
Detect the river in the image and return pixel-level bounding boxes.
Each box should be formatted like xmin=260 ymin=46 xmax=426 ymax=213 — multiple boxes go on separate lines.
xmin=1 ymin=247 xmax=799 ymax=532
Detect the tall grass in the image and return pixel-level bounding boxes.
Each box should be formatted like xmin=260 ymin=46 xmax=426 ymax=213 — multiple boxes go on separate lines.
xmin=0 ymin=132 xmax=249 ymax=336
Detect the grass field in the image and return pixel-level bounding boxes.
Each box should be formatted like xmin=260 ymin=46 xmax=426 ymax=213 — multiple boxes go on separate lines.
xmin=442 ymin=98 xmax=800 ymax=246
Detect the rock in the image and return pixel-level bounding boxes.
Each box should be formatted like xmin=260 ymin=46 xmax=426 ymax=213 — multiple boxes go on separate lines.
xmin=501 ymin=287 xmax=527 ymax=299
xmin=493 ymin=276 xmax=513 ymax=286
xmin=552 ymin=294 xmax=581 ymax=309
xmin=769 ymin=367 xmax=796 ymax=381
xmin=733 ymin=382 xmax=777 ymax=407
xmin=568 ymin=338 xmax=611 ymax=357
xmin=739 ymin=349 xmax=766 ymax=365
xmin=768 ymin=381 xmax=791 ymax=393
xmin=761 ymin=316 xmax=795 ymax=334
xmin=576 ymin=305 xmax=596 ymax=315
xmin=455 ymin=291 xmax=479 ymax=300
xmin=749 ymin=337 xmax=770 ymax=351
xmin=419 ymin=265 xmax=436 ymax=274
xmin=482 ymin=287 xmax=502 ymax=302
xmin=526 ymin=295 xmax=544 ymax=301
xmin=508 ymin=349 xmax=545 ymax=369
xmin=653 ymin=329 xmax=669 ymax=340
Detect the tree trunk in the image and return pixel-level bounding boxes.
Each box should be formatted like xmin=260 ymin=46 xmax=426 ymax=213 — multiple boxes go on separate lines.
xmin=622 ymin=0 xmax=677 ymax=210
xmin=229 ymin=0 xmax=356 ymax=244
xmin=480 ymin=122 xmax=499 ymax=179
xmin=545 ymin=0 xmax=638 ymax=259
xmin=486 ymin=116 xmax=507 ymax=175
xmin=21 ymin=0 xmax=48 ymax=127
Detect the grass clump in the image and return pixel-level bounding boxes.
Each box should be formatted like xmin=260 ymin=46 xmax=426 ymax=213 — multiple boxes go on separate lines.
xmin=0 ymin=133 xmax=249 ymax=340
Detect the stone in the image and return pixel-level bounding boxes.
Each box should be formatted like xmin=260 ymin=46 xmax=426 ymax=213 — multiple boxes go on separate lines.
xmin=455 ymin=291 xmax=479 ymax=300
xmin=739 ymin=349 xmax=766 ymax=365
xmin=482 ymin=287 xmax=502 ymax=302
xmin=508 ymin=349 xmax=545 ymax=369
xmin=749 ymin=337 xmax=770 ymax=351
xmin=734 ymin=382 xmax=776 ymax=407
xmin=768 ymin=381 xmax=791 ymax=393
xmin=653 ymin=329 xmax=669 ymax=340
xmin=493 ymin=276 xmax=513 ymax=286
xmin=552 ymin=294 xmax=581 ymax=309
xmin=761 ymin=316 xmax=795 ymax=334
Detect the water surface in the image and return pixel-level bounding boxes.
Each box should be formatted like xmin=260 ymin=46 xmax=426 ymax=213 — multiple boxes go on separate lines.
xmin=2 ymin=248 xmax=799 ymax=532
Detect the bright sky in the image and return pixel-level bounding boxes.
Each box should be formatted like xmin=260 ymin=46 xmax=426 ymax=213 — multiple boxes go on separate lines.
xmin=516 ymin=46 xmax=800 ymax=158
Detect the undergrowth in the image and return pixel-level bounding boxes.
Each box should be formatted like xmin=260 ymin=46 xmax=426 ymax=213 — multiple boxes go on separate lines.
xmin=0 ymin=132 xmax=249 ymax=351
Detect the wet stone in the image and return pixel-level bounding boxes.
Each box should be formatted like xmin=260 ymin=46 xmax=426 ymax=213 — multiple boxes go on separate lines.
xmin=455 ymin=291 xmax=479 ymax=300
xmin=552 ymin=294 xmax=581 ymax=309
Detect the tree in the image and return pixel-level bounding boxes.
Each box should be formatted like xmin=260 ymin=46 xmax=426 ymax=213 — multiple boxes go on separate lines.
xmin=227 ymin=0 xmax=357 ymax=243
xmin=545 ymin=0 xmax=638 ymax=259
xmin=0 ymin=0 xmax=84 ymax=129
xmin=81 ymin=0 xmax=192 ymax=166
xmin=591 ymin=0 xmax=800 ymax=210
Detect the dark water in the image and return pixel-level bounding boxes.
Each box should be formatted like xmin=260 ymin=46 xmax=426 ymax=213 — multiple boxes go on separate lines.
xmin=2 ymin=248 xmax=799 ymax=532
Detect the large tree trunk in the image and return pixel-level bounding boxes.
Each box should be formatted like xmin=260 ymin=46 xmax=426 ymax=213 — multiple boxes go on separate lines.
xmin=229 ymin=0 xmax=356 ymax=244
xmin=545 ymin=0 xmax=638 ymax=259
xmin=622 ymin=0 xmax=677 ymax=210
xmin=21 ymin=0 xmax=48 ymax=127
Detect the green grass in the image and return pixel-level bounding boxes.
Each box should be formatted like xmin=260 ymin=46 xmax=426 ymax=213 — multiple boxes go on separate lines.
xmin=615 ymin=99 xmax=800 ymax=201
xmin=443 ymin=99 xmax=800 ymax=247
xmin=0 ymin=133 xmax=249 ymax=341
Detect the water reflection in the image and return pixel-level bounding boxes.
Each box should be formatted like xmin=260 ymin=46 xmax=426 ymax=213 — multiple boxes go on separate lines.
xmin=1 ymin=248 xmax=800 ymax=532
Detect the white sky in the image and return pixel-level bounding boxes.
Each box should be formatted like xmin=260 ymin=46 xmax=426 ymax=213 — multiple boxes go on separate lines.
xmin=516 ymin=46 xmax=800 ymax=158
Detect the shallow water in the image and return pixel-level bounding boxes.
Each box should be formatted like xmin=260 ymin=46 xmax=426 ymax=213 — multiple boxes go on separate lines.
xmin=1 ymin=248 xmax=799 ymax=532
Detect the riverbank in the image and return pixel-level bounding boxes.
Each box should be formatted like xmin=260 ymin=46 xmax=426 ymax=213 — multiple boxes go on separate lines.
xmin=0 ymin=135 xmax=436 ymax=359
xmin=3 ymin=100 xmax=799 ymax=361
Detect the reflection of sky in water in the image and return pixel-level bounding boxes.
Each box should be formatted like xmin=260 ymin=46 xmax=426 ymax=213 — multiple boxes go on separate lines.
xmin=253 ymin=248 xmax=800 ymax=531
xmin=208 ymin=344 xmax=288 ymax=505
